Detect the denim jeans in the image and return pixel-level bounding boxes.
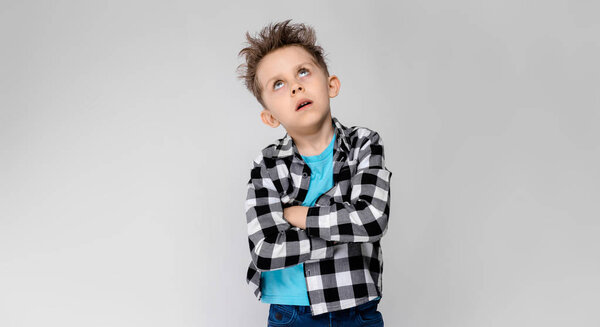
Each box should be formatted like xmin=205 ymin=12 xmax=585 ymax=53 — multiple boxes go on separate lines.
xmin=267 ymin=299 xmax=384 ymax=326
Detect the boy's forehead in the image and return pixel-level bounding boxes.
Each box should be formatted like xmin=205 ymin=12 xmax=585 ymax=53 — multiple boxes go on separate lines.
xmin=257 ymin=46 xmax=318 ymax=84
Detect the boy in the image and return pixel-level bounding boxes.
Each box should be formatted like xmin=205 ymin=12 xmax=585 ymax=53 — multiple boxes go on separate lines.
xmin=237 ymin=19 xmax=392 ymax=326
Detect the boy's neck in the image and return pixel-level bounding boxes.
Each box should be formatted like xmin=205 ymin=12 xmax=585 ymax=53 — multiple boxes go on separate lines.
xmin=289 ymin=115 xmax=335 ymax=157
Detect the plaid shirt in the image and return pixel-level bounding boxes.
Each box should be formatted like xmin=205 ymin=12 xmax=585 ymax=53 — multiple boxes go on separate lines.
xmin=244 ymin=116 xmax=392 ymax=316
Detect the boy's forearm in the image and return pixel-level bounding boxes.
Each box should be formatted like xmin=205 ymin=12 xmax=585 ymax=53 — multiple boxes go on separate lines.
xmin=285 ymin=195 xmax=390 ymax=244
xmin=284 ymin=205 xmax=341 ymax=245
xmin=283 ymin=205 xmax=309 ymax=229
xmin=304 ymin=131 xmax=392 ymax=243
xmin=246 ymin=160 xmax=336 ymax=272
xmin=305 ymin=193 xmax=390 ymax=243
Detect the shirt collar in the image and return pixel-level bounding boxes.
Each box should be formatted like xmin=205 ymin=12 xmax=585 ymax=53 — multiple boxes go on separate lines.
xmin=271 ymin=116 xmax=351 ymax=159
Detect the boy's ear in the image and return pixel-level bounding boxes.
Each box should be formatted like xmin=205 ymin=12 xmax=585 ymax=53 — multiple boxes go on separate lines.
xmin=328 ymin=75 xmax=341 ymax=98
xmin=260 ymin=109 xmax=280 ymax=128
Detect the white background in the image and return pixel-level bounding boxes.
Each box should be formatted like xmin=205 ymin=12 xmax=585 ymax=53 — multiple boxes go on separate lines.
xmin=1 ymin=0 xmax=599 ymax=326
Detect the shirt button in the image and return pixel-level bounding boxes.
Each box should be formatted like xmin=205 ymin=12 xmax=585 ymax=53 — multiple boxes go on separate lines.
xmin=302 ymin=172 xmax=308 ymax=178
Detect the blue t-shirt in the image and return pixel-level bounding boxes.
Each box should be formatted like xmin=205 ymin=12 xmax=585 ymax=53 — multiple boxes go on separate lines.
xmin=260 ymin=133 xmax=336 ymax=305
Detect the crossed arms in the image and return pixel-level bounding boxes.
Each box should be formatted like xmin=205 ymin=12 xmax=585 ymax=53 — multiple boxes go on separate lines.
xmin=245 ymin=131 xmax=392 ymax=272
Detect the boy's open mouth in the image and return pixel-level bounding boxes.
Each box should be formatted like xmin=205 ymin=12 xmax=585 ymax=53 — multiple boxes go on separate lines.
xmin=296 ymin=99 xmax=313 ymax=111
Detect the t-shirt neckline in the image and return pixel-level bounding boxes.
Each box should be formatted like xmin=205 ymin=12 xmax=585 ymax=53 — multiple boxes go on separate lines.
xmin=301 ymin=132 xmax=336 ymax=163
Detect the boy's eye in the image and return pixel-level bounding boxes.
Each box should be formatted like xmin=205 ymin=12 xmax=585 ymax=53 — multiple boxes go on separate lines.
xmin=273 ymin=67 xmax=310 ymax=90
xmin=298 ymin=68 xmax=309 ymax=77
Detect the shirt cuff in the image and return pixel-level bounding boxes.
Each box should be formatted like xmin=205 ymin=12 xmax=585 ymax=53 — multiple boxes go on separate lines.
xmin=305 ymin=205 xmax=332 ymax=240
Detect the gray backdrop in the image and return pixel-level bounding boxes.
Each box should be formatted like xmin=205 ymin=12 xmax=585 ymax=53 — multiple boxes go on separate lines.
xmin=1 ymin=0 xmax=598 ymax=326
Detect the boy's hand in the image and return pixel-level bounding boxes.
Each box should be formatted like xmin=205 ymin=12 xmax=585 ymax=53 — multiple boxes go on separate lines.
xmin=283 ymin=206 xmax=339 ymax=245
xmin=283 ymin=206 xmax=309 ymax=229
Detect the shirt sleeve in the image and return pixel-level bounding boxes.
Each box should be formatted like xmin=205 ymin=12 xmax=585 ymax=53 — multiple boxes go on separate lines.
xmin=305 ymin=130 xmax=392 ymax=243
xmin=245 ymin=155 xmax=335 ymax=272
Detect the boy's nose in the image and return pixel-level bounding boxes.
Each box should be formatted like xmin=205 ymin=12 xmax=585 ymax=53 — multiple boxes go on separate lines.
xmin=292 ymin=85 xmax=303 ymax=94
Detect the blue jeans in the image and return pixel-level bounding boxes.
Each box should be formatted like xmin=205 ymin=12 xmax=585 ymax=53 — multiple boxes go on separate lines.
xmin=267 ymin=299 xmax=384 ymax=326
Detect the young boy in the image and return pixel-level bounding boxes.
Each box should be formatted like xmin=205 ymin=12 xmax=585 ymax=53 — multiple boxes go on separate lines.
xmin=237 ymin=19 xmax=392 ymax=326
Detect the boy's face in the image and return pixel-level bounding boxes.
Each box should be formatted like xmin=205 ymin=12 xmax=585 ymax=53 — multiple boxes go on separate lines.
xmin=256 ymin=45 xmax=340 ymax=133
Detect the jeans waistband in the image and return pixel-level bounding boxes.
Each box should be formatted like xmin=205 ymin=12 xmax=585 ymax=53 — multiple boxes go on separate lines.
xmin=294 ymin=298 xmax=380 ymax=315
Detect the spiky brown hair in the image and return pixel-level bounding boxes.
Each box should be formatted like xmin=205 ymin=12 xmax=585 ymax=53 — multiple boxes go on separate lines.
xmin=236 ymin=19 xmax=330 ymax=109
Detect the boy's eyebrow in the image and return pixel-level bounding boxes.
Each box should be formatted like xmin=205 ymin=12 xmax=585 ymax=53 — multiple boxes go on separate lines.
xmin=264 ymin=61 xmax=316 ymax=87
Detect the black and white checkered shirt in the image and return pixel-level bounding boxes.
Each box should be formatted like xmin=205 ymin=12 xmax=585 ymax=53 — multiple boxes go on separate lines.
xmin=244 ymin=116 xmax=392 ymax=316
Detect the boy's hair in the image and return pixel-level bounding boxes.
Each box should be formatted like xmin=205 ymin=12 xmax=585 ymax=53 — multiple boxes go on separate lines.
xmin=236 ymin=19 xmax=330 ymax=109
